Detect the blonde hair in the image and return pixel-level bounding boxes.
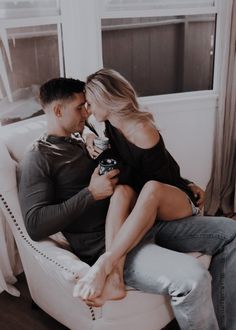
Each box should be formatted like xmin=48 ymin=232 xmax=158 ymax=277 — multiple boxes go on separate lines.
xmin=86 ymin=68 xmax=154 ymax=124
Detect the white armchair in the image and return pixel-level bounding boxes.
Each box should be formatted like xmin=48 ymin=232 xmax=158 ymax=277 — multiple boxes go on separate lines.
xmin=0 ymin=115 xmax=210 ymax=330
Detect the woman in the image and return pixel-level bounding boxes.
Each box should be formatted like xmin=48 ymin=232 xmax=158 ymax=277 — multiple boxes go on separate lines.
xmin=74 ymin=68 xmax=204 ymax=306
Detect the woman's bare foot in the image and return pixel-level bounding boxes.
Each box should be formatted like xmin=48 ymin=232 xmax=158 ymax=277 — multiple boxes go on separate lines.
xmin=85 ymin=270 xmax=126 ymax=307
xmin=73 ymin=252 xmax=113 ymax=300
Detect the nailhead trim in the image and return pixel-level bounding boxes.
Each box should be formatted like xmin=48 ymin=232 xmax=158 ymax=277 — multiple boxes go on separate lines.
xmin=0 ymin=193 xmax=96 ymax=320
xmin=89 ymin=306 xmax=96 ymax=321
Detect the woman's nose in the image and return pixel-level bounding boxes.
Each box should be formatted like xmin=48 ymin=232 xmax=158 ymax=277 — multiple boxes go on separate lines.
xmin=85 ymin=105 xmax=92 ymax=116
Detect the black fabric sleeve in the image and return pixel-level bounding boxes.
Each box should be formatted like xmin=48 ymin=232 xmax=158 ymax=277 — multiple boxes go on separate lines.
xmin=181 ymin=178 xmax=194 ymax=185
xmin=18 ymin=151 xmax=95 ymax=241
xmin=140 ymin=147 xmax=171 ymax=184
xmin=140 ymin=146 xmax=193 ymax=187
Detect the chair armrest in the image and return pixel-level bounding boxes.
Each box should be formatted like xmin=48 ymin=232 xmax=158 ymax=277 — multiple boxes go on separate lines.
xmin=32 ymin=238 xmax=90 ymax=283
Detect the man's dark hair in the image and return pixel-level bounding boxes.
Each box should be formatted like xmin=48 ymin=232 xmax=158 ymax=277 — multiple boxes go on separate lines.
xmin=39 ymin=77 xmax=85 ymax=107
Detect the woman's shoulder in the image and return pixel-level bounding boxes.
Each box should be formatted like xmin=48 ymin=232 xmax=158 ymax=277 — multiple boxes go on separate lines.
xmin=131 ymin=121 xmax=160 ymax=149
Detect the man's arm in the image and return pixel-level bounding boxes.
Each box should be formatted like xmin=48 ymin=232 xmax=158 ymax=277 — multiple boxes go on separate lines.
xmin=19 ymin=150 xmax=119 ymax=241
xmin=19 ymin=150 xmax=95 ymax=241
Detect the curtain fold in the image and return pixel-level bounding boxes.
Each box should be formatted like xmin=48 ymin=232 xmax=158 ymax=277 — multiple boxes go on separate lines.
xmin=234 ymin=181 xmax=236 ymax=213
xmin=205 ymin=0 xmax=236 ymax=215
xmin=0 ymin=208 xmax=22 ymax=296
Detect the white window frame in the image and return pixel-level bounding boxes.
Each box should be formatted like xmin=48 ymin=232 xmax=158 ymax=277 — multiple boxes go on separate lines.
xmin=100 ymin=0 xmax=232 ymax=102
xmin=0 ymin=11 xmax=63 ymax=102
xmin=61 ymin=0 xmax=232 ymax=107
xmin=1 ymin=0 xmax=230 ymax=107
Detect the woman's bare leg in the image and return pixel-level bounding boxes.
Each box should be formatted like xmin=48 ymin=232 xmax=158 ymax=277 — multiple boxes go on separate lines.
xmin=74 ymin=181 xmax=193 ymax=302
xmin=103 ymin=185 xmax=137 ymax=299
xmin=73 ymin=185 xmax=136 ymax=303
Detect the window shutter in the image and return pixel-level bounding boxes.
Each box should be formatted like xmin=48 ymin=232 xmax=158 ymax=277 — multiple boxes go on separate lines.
xmin=101 ymin=0 xmax=217 ymax=17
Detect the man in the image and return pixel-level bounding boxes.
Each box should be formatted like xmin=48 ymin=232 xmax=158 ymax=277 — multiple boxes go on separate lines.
xmin=19 ymin=78 xmax=119 ymax=267
xmin=19 ymin=77 xmax=236 ymax=330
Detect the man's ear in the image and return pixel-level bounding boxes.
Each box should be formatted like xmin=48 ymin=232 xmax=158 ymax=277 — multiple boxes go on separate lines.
xmin=53 ymin=101 xmax=62 ymax=118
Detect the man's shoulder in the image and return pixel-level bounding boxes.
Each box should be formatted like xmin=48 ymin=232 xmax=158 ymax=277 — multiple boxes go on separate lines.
xmin=22 ymin=135 xmax=51 ymax=166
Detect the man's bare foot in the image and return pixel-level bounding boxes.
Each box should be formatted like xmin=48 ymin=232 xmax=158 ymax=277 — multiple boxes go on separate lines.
xmin=85 ymin=270 xmax=126 ymax=307
xmin=73 ymin=252 xmax=113 ymax=300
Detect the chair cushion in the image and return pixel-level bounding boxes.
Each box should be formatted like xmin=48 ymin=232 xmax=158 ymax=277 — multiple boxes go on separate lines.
xmin=0 ymin=115 xmax=46 ymax=162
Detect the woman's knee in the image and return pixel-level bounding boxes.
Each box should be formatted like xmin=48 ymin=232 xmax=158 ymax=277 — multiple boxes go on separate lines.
xmin=142 ymin=181 xmax=164 ymax=201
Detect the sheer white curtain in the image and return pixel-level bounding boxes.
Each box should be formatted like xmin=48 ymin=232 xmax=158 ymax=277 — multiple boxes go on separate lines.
xmin=205 ymin=0 xmax=236 ymax=216
xmin=0 ymin=208 xmax=22 ymax=296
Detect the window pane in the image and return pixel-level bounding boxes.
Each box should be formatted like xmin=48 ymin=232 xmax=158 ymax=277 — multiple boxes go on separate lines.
xmin=102 ymin=14 xmax=216 ymax=96
xmin=0 ymin=24 xmax=62 ymax=126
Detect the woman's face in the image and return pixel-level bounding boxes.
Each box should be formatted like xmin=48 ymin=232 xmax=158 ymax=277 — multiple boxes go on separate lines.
xmin=85 ymin=93 xmax=109 ymax=122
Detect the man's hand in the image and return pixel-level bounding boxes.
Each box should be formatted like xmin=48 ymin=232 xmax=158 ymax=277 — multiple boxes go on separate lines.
xmin=188 ymin=183 xmax=205 ymax=209
xmin=88 ymin=167 xmax=119 ymax=200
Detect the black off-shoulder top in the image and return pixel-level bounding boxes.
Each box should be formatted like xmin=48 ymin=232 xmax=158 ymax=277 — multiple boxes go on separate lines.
xmin=104 ymin=121 xmax=196 ymax=204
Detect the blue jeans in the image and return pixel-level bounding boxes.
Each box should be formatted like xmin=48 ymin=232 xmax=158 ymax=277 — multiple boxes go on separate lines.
xmin=124 ymin=216 xmax=236 ymax=330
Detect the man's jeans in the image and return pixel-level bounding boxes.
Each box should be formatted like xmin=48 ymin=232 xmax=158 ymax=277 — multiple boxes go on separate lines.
xmin=124 ymin=216 xmax=236 ymax=330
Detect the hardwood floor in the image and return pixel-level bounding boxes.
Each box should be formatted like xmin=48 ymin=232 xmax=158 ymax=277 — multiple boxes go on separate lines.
xmin=0 ymin=273 xmax=68 ymax=330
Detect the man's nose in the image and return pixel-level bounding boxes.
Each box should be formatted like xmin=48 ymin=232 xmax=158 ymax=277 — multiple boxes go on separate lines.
xmin=82 ymin=106 xmax=89 ymax=118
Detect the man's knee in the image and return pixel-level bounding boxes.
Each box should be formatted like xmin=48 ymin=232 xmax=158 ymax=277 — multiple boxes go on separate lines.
xmin=169 ymin=265 xmax=212 ymax=299
xmin=203 ymin=216 xmax=236 ymax=241
xmin=124 ymin=251 xmax=212 ymax=298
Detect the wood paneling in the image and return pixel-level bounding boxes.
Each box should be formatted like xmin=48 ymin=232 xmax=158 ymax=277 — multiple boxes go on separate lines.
xmin=102 ymin=16 xmax=215 ymax=96
xmin=2 ymin=34 xmax=60 ymax=95
xmin=183 ymin=21 xmax=215 ymax=91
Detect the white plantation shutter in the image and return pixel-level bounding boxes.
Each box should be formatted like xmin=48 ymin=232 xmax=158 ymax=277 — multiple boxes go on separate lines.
xmin=101 ymin=0 xmax=217 ymax=18
xmin=0 ymin=0 xmax=60 ymax=19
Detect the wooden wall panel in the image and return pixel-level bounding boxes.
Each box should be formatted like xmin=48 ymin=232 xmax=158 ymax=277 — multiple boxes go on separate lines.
xmin=102 ymin=29 xmax=133 ymax=84
xmin=183 ymin=21 xmax=215 ymax=91
xmin=102 ymin=17 xmax=215 ymax=96
xmin=3 ymin=36 xmax=60 ymax=93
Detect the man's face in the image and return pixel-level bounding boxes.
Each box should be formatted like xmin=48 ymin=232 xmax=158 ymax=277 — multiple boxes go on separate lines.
xmin=85 ymin=93 xmax=109 ymax=122
xmin=60 ymin=92 xmax=88 ymax=135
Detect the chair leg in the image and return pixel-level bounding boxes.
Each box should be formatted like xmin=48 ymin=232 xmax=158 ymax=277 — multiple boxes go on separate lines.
xmin=162 ymin=319 xmax=180 ymax=330
xmin=31 ymin=300 xmax=41 ymax=310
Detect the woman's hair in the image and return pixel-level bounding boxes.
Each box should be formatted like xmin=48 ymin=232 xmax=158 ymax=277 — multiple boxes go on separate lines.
xmin=86 ymin=68 xmax=154 ymax=124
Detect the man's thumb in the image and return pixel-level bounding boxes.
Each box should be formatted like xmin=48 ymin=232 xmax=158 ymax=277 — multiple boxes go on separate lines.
xmin=93 ymin=166 xmax=100 ymax=176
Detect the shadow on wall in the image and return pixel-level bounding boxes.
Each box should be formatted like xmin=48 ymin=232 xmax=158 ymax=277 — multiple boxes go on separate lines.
xmin=0 ymin=85 xmax=43 ymax=126
xmin=0 ymin=109 xmax=44 ymax=126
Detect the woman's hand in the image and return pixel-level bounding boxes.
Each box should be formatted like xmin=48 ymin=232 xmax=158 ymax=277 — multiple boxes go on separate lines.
xmin=86 ymin=134 xmax=103 ymax=159
xmin=188 ymin=183 xmax=205 ymax=209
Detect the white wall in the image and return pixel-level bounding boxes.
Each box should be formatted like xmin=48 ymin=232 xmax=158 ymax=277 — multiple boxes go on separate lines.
xmin=60 ymin=0 xmax=102 ymax=80
xmin=141 ymin=93 xmax=217 ymax=188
